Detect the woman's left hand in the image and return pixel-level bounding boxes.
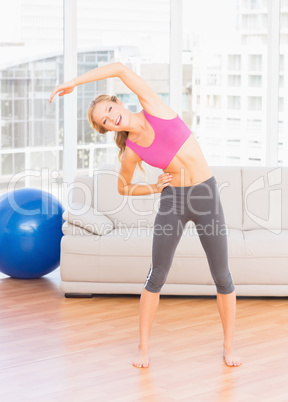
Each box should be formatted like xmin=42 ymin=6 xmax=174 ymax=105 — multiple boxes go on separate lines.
xmin=49 ymin=78 xmax=77 ymax=103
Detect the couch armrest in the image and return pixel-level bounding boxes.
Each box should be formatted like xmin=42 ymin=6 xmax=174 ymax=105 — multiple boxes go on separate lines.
xmin=62 ymin=202 xmax=114 ymax=236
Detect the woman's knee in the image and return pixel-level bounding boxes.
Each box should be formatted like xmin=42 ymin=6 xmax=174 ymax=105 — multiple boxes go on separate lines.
xmin=214 ymin=269 xmax=235 ymax=294
xmin=144 ymin=263 xmax=168 ymax=293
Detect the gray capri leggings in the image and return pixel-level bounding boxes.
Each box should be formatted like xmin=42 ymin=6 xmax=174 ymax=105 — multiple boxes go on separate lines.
xmin=144 ymin=175 xmax=235 ymax=295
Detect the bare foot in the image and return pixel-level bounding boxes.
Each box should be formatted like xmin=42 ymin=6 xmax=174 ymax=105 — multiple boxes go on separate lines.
xmin=132 ymin=345 xmax=150 ymax=368
xmin=223 ymin=346 xmax=242 ymax=367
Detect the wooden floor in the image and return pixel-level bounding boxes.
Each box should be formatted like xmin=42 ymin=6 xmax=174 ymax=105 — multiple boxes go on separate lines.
xmin=1 ymin=269 xmax=288 ymax=402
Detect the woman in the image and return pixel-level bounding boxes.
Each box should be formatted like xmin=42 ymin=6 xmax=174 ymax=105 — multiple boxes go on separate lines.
xmin=50 ymin=62 xmax=242 ymax=368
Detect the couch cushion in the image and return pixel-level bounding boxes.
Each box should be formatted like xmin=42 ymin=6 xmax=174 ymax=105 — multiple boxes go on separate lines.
xmin=243 ymin=229 xmax=288 ymax=257
xmin=63 ymin=202 xmax=114 ymax=235
xmin=242 ymin=166 xmax=288 ymax=231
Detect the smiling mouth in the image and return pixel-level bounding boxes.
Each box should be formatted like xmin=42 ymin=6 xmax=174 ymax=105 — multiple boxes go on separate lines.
xmin=116 ymin=115 xmax=122 ymax=126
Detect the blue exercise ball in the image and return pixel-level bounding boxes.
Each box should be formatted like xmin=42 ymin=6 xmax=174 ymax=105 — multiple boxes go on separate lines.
xmin=0 ymin=188 xmax=64 ymax=279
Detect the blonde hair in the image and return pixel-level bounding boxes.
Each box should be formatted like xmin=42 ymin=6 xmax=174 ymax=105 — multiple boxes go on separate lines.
xmin=87 ymin=94 xmax=146 ymax=177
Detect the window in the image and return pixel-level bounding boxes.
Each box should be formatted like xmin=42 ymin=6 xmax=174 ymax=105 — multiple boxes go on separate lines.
xmin=279 ymin=0 xmax=288 ymax=165
xmin=182 ymin=0 xmax=273 ymax=166
xmin=0 ymin=0 xmax=286 ymax=197
xmin=228 ymin=96 xmax=241 ymax=110
xmin=228 ymin=75 xmax=242 ymax=87
xmin=248 ymin=75 xmax=262 ymax=87
xmin=248 ymin=55 xmax=263 ymax=71
xmin=0 ymin=0 xmax=63 ymax=195
xmin=248 ymin=96 xmax=262 ymax=111
xmin=228 ymin=56 xmax=242 ymax=71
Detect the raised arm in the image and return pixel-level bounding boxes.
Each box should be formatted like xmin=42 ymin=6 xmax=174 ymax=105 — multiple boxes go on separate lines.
xmin=49 ymin=62 xmax=123 ymax=103
xmin=49 ymin=62 xmax=169 ymax=112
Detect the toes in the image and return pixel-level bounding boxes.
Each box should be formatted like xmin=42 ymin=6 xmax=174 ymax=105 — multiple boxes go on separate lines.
xmin=133 ymin=362 xmax=149 ymax=368
xmin=223 ymin=354 xmax=242 ymax=367
xmin=133 ymin=362 xmax=144 ymax=368
xmin=223 ymin=357 xmax=233 ymax=366
xmin=225 ymin=358 xmax=238 ymax=367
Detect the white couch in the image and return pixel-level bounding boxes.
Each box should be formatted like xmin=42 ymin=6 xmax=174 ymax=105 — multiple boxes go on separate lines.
xmin=59 ymin=164 xmax=288 ymax=297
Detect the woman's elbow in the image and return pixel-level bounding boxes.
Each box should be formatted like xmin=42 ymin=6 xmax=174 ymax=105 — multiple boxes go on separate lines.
xmin=116 ymin=61 xmax=125 ymax=76
xmin=118 ymin=183 xmax=132 ymax=196
xmin=118 ymin=182 xmax=126 ymax=195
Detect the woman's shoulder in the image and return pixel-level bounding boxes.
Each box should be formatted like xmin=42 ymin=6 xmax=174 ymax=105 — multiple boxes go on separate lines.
xmin=140 ymin=100 xmax=178 ymax=120
xmin=124 ymin=143 xmax=142 ymax=161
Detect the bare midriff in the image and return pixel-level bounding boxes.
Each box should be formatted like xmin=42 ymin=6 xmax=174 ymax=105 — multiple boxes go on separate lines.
xmin=163 ymin=134 xmax=214 ymax=187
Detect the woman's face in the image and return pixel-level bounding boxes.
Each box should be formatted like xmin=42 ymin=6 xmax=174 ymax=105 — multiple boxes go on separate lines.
xmin=92 ymin=99 xmax=129 ymax=131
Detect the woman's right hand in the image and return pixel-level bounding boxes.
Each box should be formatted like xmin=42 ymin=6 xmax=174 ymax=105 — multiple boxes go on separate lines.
xmin=155 ymin=173 xmax=173 ymax=192
xmin=49 ymin=78 xmax=77 ymax=103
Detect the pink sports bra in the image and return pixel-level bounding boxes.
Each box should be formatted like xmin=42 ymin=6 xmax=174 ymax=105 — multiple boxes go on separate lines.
xmin=125 ymin=109 xmax=192 ymax=170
